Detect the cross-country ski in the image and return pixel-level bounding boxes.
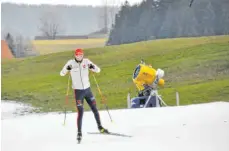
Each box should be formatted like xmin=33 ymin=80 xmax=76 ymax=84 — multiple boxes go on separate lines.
xmin=87 ymin=132 xmax=132 ymax=138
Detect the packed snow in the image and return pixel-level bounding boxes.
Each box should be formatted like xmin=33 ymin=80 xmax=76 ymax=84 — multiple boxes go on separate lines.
xmin=1 ymin=101 xmax=229 ymax=151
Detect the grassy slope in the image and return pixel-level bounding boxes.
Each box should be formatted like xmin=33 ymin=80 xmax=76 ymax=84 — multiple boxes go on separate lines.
xmin=2 ymin=35 xmax=229 ymax=112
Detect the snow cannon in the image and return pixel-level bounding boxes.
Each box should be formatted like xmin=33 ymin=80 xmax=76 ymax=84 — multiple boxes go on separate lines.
xmin=132 ymin=63 xmax=164 ymax=91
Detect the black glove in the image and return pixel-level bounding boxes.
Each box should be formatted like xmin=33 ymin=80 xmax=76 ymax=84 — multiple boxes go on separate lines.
xmin=66 ymin=65 xmax=72 ymax=71
xmin=88 ymin=64 xmax=95 ymax=69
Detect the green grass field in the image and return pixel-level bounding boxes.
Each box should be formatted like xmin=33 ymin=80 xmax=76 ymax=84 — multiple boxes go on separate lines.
xmin=2 ymin=35 xmax=229 ymax=113
xmin=32 ymin=38 xmax=106 ymax=55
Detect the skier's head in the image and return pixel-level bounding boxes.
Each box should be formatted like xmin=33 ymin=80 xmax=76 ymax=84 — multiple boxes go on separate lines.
xmin=75 ymin=48 xmax=84 ymax=62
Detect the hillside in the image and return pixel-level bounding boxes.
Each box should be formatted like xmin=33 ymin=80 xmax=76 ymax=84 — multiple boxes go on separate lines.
xmin=107 ymin=0 xmax=229 ymax=45
xmin=2 ymin=35 xmax=229 ymax=112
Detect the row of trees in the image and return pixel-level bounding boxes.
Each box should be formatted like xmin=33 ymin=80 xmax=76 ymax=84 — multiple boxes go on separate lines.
xmin=3 ymin=33 xmax=37 ymax=58
xmin=2 ymin=2 xmax=120 ymax=40
xmin=107 ymin=0 xmax=229 ymax=45
xmin=2 ymin=1 xmax=121 ymax=58
xmin=38 ymin=0 xmax=120 ymax=39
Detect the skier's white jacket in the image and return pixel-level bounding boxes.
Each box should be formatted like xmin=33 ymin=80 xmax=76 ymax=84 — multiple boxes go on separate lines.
xmin=60 ymin=58 xmax=101 ymax=90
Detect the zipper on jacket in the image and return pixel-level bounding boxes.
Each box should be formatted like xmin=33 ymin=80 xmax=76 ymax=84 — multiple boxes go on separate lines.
xmin=79 ymin=62 xmax=85 ymax=89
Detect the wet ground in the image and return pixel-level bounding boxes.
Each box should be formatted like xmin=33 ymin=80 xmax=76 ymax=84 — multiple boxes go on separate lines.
xmin=1 ymin=100 xmax=39 ymax=120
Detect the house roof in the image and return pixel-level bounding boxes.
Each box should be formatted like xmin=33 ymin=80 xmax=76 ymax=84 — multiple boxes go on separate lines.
xmin=1 ymin=40 xmax=14 ymax=59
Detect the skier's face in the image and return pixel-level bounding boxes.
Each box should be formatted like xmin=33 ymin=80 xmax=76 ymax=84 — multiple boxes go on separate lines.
xmin=75 ymin=54 xmax=83 ymax=61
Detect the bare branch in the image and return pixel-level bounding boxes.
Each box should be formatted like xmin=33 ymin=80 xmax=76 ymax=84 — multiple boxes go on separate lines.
xmin=38 ymin=11 xmax=60 ymax=39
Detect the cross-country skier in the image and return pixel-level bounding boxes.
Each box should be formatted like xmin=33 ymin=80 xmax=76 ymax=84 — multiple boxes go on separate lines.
xmin=60 ymin=48 xmax=108 ymax=142
xmin=131 ymin=63 xmax=165 ymax=108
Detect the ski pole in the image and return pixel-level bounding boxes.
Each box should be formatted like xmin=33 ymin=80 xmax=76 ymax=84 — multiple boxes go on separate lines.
xmin=91 ymin=72 xmax=113 ymax=123
xmin=63 ymin=73 xmax=71 ymax=126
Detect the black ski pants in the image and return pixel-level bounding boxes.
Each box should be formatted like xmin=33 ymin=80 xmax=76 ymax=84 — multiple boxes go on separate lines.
xmin=74 ymin=87 xmax=101 ymax=132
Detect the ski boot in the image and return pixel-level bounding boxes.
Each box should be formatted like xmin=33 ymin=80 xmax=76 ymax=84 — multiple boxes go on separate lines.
xmin=98 ymin=126 xmax=109 ymax=134
xmin=77 ymin=131 xmax=82 ymax=143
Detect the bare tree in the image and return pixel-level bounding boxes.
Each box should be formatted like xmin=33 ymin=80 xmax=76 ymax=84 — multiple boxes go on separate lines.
xmin=23 ymin=37 xmax=38 ymax=57
xmin=98 ymin=0 xmax=120 ymax=33
xmin=15 ymin=35 xmax=25 ymax=57
xmin=11 ymin=34 xmax=37 ymax=58
xmin=39 ymin=11 xmax=61 ymax=39
xmin=3 ymin=29 xmax=37 ymax=58
xmin=108 ymin=0 xmax=121 ymax=27
xmin=101 ymin=0 xmax=109 ymax=34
